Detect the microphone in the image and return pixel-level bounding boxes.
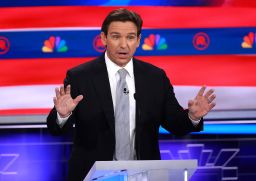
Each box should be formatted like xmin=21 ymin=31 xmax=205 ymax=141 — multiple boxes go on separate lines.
xmin=123 ymin=88 xmax=129 ymax=95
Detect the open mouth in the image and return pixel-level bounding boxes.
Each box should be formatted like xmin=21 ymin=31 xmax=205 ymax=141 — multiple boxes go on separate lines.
xmin=117 ymin=52 xmax=129 ymax=58
xmin=118 ymin=52 xmax=128 ymax=55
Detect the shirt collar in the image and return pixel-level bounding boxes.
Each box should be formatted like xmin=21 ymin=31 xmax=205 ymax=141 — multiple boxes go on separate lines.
xmin=104 ymin=51 xmax=134 ymax=79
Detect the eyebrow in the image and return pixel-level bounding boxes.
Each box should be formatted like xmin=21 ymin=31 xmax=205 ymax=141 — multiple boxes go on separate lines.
xmin=109 ymin=32 xmax=137 ymax=36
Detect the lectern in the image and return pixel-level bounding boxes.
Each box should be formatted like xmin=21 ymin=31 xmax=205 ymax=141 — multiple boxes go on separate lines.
xmin=84 ymin=160 xmax=197 ymax=181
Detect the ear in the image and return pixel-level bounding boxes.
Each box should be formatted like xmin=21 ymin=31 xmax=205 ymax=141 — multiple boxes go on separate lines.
xmin=100 ymin=32 xmax=107 ymax=46
xmin=136 ymin=34 xmax=141 ymax=48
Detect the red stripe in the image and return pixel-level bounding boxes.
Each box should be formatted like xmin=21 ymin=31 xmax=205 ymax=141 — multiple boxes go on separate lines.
xmin=0 ymin=57 xmax=92 ymax=86
xmin=1 ymin=6 xmax=256 ymax=29
xmin=150 ymin=55 xmax=256 ymax=86
xmin=0 ymin=108 xmax=51 ymax=115
xmin=0 ymin=55 xmax=256 ymax=86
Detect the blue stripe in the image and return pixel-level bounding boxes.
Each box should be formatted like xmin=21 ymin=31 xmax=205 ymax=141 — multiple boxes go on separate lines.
xmin=0 ymin=27 xmax=255 ymax=59
xmin=0 ymin=0 xmax=220 ymax=7
xmin=160 ymin=124 xmax=256 ymax=134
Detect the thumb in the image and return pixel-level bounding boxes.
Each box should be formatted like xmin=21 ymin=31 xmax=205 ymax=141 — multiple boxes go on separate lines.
xmin=74 ymin=95 xmax=84 ymax=105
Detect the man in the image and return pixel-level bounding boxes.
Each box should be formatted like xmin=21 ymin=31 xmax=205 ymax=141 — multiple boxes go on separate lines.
xmin=47 ymin=8 xmax=216 ymax=180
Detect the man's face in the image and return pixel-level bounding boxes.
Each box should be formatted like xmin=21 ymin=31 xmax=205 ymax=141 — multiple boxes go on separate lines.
xmin=101 ymin=21 xmax=141 ymax=67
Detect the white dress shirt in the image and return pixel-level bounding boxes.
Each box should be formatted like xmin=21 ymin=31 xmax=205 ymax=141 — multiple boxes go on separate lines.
xmin=104 ymin=53 xmax=136 ymax=158
xmin=104 ymin=52 xmax=136 ymax=139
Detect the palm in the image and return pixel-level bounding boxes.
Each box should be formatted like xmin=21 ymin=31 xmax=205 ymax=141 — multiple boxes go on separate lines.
xmin=188 ymin=86 xmax=216 ymax=120
xmin=53 ymin=85 xmax=83 ymax=118
xmin=55 ymin=94 xmax=77 ymax=116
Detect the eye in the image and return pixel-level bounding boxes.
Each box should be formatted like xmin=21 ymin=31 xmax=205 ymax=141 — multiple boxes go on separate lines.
xmin=127 ymin=35 xmax=136 ymax=40
xmin=111 ymin=35 xmax=120 ymax=40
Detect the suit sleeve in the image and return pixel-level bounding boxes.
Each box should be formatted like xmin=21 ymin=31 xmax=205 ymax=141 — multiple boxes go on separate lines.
xmin=160 ymin=70 xmax=203 ymax=136
xmin=46 ymin=70 xmax=76 ymax=135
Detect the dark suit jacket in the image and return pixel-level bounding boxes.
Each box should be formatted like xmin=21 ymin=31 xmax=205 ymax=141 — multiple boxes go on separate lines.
xmin=47 ymin=54 xmax=203 ymax=180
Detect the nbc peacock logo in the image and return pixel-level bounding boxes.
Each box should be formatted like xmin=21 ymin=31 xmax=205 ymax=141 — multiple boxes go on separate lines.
xmin=142 ymin=34 xmax=168 ymax=51
xmin=42 ymin=36 xmax=68 ymax=53
xmin=241 ymin=32 xmax=255 ymax=48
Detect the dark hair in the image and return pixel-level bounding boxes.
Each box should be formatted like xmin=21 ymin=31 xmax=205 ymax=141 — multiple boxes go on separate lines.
xmin=101 ymin=8 xmax=143 ymax=36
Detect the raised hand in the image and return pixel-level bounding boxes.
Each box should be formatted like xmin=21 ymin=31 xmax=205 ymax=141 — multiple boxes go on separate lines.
xmin=188 ymin=86 xmax=216 ymax=120
xmin=53 ymin=85 xmax=83 ymax=118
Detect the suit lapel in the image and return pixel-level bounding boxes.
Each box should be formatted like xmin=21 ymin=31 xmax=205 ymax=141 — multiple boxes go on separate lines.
xmin=133 ymin=59 xmax=147 ymax=125
xmin=133 ymin=59 xmax=144 ymax=100
xmin=92 ymin=56 xmax=115 ymax=134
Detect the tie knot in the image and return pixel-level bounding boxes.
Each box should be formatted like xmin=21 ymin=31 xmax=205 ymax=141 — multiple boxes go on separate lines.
xmin=118 ymin=68 xmax=128 ymax=80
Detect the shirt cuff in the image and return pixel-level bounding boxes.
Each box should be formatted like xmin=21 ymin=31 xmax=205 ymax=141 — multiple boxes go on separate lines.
xmin=56 ymin=112 xmax=72 ymax=128
xmin=188 ymin=114 xmax=201 ymax=127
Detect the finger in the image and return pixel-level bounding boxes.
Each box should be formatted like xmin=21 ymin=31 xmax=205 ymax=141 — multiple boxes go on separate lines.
xmin=197 ymin=86 xmax=206 ymax=97
xmin=208 ymin=94 xmax=216 ymax=103
xmin=66 ymin=85 xmax=71 ymax=95
xmin=60 ymin=86 xmax=65 ymax=96
xmin=74 ymin=95 xmax=84 ymax=105
xmin=209 ymin=102 xmax=216 ymax=110
xmin=204 ymin=89 xmax=214 ymax=98
xmin=55 ymin=87 xmax=60 ymax=99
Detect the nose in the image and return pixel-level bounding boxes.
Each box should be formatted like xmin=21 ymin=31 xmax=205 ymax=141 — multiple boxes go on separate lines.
xmin=119 ymin=37 xmax=128 ymax=49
